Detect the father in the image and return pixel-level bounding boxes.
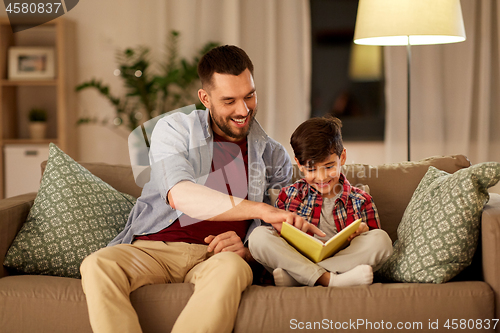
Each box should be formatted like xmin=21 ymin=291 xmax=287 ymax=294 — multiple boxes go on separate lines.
xmin=80 ymin=45 xmax=323 ymax=333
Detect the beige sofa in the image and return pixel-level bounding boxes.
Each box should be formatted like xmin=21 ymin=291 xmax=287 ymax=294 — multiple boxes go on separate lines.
xmin=1 ymin=155 xmax=499 ymax=333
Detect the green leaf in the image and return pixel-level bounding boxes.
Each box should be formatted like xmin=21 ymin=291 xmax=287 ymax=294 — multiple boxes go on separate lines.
xmin=75 ymin=32 xmax=219 ymax=132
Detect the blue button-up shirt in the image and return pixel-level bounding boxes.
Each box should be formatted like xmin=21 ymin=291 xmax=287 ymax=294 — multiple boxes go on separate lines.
xmin=109 ymin=109 xmax=292 ymax=246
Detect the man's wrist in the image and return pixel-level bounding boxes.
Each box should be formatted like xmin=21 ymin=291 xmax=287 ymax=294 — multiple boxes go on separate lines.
xmin=251 ymin=202 xmax=268 ymax=220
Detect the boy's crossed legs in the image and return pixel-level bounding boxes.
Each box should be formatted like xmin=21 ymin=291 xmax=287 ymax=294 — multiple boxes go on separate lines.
xmin=248 ymin=226 xmax=392 ymax=287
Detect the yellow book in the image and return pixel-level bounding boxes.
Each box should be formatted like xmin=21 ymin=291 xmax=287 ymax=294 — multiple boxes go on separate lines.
xmin=280 ymin=218 xmax=362 ymax=263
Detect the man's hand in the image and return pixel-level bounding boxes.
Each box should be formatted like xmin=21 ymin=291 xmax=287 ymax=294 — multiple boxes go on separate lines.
xmin=347 ymin=222 xmax=369 ymax=242
xmin=257 ymin=203 xmax=326 ymax=237
xmin=204 ymin=231 xmax=252 ymax=261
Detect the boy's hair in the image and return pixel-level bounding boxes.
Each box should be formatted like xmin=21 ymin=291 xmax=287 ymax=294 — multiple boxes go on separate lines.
xmin=291 ymin=116 xmax=344 ymax=167
xmin=197 ymin=45 xmax=254 ymax=89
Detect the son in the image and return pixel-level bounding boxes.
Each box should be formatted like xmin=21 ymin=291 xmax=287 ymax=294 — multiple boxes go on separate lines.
xmin=249 ymin=116 xmax=393 ymax=287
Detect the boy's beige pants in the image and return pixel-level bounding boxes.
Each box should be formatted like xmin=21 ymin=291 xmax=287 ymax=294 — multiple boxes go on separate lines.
xmin=80 ymin=240 xmax=253 ymax=333
xmin=249 ymin=226 xmax=393 ymax=286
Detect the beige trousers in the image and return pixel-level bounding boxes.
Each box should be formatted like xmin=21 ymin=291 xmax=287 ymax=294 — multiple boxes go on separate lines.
xmin=80 ymin=240 xmax=253 ymax=333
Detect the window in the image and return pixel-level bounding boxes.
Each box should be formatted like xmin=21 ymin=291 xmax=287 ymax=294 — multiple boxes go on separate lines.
xmin=310 ymin=0 xmax=385 ymax=141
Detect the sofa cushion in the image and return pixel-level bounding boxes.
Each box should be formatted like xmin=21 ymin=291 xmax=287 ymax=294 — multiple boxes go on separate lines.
xmin=234 ymin=282 xmax=493 ymax=333
xmin=3 ymin=144 xmax=136 ymax=278
xmin=0 ymin=275 xmax=493 ymax=333
xmin=0 ymin=275 xmax=91 ymax=332
xmin=41 ymin=160 xmax=143 ymax=198
xmin=377 ymin=162 xmax=500 ymax=283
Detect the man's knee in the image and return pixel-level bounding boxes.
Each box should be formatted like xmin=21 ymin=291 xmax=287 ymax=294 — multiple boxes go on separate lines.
xmin=212 ymin=252 xmax=253 ymax=285
xmin=81 ymin=247 xmax=106 ymax=275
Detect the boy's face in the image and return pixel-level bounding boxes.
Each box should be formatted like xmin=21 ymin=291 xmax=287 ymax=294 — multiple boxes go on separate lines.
xmin=295 ymin=149 xmax=347 ymax=198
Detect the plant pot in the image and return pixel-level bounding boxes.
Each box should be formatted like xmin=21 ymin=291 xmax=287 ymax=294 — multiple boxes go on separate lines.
xmin=29 ymin=122 xmax=47 ymax=140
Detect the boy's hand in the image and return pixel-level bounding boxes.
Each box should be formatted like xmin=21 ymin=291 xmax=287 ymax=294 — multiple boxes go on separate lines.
xmin=347 ymin=222 xmax=369 ymax=242
xmin=258 ymin=203 xmax=326 ymax=237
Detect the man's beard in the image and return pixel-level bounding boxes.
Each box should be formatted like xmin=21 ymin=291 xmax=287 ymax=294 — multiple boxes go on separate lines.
xmin=209 ymin=105 xmax=257 ymax=141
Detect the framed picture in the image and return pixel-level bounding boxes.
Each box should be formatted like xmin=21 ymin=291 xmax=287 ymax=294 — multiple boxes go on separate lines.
xmin=8 ymin=47 xmax=56 ymax=80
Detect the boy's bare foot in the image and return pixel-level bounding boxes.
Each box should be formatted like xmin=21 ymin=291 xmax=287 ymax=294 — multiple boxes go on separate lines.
xmin=273 ymin=268 xmax=301 ymax=287
xmin=329 ymin=265 xmax=373 ymax=287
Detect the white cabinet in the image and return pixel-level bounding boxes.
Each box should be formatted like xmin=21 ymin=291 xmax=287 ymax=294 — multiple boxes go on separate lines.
xmin=4 ymin=144 xmax=49 ymax=198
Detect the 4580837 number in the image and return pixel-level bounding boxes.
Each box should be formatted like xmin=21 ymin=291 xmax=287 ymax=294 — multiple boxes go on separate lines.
xmin=6 ymin=2 xmax=62 ymax=14
xmin=444 ymin=319 xmax=499 ymax=330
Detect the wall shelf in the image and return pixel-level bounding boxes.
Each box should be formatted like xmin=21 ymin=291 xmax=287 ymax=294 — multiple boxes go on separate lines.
xmin=0 ymin=17 xmax=77 ymax=198
xmin=2 ymin=139 xmax=58 ymax=145
xmin=1 ymin=79 xmax=58 ymax=86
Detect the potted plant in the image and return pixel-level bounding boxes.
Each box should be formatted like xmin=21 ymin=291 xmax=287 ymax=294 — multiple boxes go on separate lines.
xmin=76 ymin=31 xmax=219 ymax=135
xmin=28 ymin=108 xmax=48 ymax=140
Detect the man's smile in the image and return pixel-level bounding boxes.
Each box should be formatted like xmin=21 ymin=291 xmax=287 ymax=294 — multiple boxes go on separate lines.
xmin=231 ymin=115 xmax=249 ymax=127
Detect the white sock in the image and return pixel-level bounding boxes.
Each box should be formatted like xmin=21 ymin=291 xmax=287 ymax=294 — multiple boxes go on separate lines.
xmin=273 ymin=268 xmax=301 ymax=287
xmin=329 ymin=265 xmax=373 ymax=287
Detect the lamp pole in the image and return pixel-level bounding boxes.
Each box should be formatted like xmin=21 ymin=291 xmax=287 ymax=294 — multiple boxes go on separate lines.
xmin=407 ymin=41 xmax=411 ymax=162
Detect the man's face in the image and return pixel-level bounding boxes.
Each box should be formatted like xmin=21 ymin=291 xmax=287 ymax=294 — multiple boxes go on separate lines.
xmin=295 ymin=149 xmax=347 ymax=198
xmin=199 ymin=68 xmax=257 ymax=142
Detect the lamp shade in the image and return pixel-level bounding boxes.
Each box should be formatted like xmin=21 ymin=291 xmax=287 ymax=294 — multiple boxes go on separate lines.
xmin=354 ymin=0 xmax=466 ymax=46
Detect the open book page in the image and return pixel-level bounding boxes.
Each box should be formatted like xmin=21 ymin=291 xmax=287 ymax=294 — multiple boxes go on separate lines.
xmin=280 ymin=219 xmax=362 ymax=263
xmin=324 ymin=219 xmax=361 ymax=247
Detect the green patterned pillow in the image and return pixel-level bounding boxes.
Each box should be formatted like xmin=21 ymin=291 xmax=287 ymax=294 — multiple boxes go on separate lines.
xmin=377 ymin=162 xmax=500 ymax=283
xmin=3 ymin=143 xmax=136 ymax=278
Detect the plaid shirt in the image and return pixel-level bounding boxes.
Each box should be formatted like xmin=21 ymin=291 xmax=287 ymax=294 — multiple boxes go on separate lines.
xmin=275 ymin=173 xmax=380 ymax=234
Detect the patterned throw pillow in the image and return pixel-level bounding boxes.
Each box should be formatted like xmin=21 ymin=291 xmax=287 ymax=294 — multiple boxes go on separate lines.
xmin=377 ymin=162 xmax=500 ymax=283
xmin=3 ymin=143 xmax=136 ymax=278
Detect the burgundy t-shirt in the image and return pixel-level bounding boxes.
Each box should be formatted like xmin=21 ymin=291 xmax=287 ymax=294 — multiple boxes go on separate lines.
xmin=135 ymin=132 xmax=251 ymax=244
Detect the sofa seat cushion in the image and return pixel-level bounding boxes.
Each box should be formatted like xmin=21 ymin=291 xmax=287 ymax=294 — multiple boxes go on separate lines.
xmin=0 ymin=275 xmax=194 ymax=333
xmin=0 ymin=275 xmax=91 ymax=333
xmin=0 ymin=275 xmax=494 ymax=333
xmin=235 ymin=283 xmax=494 ymax=333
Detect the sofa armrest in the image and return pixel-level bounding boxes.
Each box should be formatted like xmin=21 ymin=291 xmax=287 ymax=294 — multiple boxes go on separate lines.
xmin=481 ymin=193 xmax=500 ymax=322
xmin=0 ymin=193 xmax=36 ymax=278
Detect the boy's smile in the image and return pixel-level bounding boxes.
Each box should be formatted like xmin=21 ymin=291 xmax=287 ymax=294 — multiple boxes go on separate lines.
xmin=296 ymin=149 xmax=347 ymax=198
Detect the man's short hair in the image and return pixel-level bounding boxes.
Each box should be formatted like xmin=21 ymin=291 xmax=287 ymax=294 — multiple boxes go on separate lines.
xmin=291 ymin=116 xmax=344 ymax=167
xmin=197 ymin=45 xmax=254 ymax=89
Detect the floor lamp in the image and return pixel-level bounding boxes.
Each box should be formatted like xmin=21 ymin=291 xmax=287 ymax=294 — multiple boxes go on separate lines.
xmin=353 ymin=0 xmax=466 ymax=161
